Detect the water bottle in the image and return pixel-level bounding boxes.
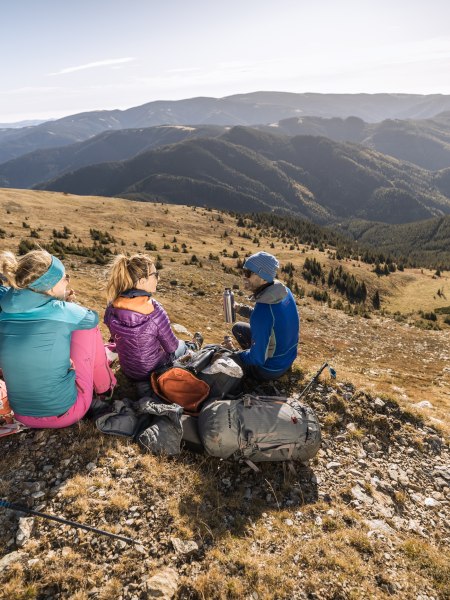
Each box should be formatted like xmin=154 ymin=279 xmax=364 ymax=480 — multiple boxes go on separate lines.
xmin=223 ymin=287 xmax=235 ymax=323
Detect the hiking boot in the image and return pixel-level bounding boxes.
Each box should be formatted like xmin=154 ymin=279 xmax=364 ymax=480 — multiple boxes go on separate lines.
xmin=222 ymin=335 xmax=236 ymax=351
xmin=193 ymin=332 xmax=203 ymax=350
xmin=105 ymin=347 xmax=119 ymax=365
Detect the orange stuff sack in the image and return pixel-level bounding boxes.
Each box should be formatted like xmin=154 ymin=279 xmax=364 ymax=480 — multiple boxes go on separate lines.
xmin=0 ymin=380 xmax=13 ymax=423
xmin=151 ymin=368 xmax=210 ymax=415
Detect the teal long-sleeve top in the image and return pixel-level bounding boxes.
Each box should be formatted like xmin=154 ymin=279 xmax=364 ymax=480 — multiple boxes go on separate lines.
xmin=0 ymin=287 xmax=98 ymax=417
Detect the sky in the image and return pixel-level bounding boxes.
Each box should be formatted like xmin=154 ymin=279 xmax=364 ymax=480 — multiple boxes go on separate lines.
xmin=1 ymin=0 xmax=450 ymax=123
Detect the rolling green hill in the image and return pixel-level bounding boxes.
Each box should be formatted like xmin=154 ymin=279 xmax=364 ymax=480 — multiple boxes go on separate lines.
xmin=37 ymin=128 xmax=450 ymax=225
xmin=0 ymin=125 xmax=225 ymax=188
xmin=338 ymin=216 xmax=450 ymax=268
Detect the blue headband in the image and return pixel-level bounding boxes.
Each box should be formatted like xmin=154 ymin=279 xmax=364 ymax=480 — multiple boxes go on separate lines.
xmin=28 ymin=255 xmax=65 ymax=292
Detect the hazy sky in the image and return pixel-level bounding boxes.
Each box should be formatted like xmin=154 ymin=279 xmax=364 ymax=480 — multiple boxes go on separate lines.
xmin=1 ymin=0 xmax=450 ymax=122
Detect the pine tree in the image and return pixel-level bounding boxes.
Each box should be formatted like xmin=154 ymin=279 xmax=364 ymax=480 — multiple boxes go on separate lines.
xmin=372 ymin=290 xmax=381 ymax=309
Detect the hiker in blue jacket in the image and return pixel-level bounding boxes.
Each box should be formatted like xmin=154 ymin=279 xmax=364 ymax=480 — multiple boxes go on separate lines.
xmin=230 ymin=251 xmax=300 ymax=381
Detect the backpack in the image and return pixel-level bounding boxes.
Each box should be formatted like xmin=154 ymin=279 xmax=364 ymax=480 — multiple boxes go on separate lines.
xmin=193 ymin=346 xmax=243 ymax=399
xmin=150 ymin=345 xmax=243 ymax=414
xmin=198 ymin=395 xmax=321 ymax=463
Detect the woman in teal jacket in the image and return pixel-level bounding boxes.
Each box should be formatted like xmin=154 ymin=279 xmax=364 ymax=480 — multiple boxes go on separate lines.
xmin=0 ymin=250 xmax=116 ymax=428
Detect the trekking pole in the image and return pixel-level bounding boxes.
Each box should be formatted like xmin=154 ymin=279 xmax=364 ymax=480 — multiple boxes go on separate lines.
xmin=0 ymin=499 xmax=139 ymax=545
xmin=298 ymin=362 xmax=336 ymax=401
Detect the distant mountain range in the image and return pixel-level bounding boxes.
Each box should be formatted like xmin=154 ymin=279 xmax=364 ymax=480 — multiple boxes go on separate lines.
xmin=35 ymin=127 xmax=450 ymax=226
xmin=3 ymin=110 xmax=450 ymax=192
xmin=265 ymin=112 xmax=450 ymax=170
xmin=3 ymin=92 xmax=450 ymax=232
xmin=2 ymin=92 xmax=450 ymax=164
xmin=0 ymin=119 xmax=51 ymax=129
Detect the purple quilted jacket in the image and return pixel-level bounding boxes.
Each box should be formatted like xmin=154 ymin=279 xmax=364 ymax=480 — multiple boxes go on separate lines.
xmin=104 ymin=299 xmax=179 ymax=380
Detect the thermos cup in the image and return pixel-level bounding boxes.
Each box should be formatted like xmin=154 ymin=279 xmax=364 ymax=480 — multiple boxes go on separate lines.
xmin=223 ymin=287 xmax=235 ymax=323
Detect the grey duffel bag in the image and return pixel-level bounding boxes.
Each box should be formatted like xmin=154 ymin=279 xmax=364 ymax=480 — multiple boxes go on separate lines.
xmin=198 ymin=395 xmax=321 ymax=463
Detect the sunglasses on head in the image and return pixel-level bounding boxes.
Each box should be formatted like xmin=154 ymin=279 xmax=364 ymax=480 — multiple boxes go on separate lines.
xmin=242 ymin=268 xmax=254 ymax=278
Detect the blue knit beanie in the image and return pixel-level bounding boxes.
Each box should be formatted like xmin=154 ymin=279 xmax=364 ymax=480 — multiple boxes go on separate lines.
xmin=244 ymin=251 xmax=279 ymax=282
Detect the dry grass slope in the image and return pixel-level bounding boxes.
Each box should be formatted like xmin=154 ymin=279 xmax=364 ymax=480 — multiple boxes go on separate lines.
xmin=0 ymin=188 xmax=449 ymax=600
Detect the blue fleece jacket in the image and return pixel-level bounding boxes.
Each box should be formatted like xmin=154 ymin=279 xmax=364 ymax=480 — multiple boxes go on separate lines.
xmin=238 ymin=281 xmax=299 ymax=374
xmin=0 ymin=287 xmax=98 ymax=417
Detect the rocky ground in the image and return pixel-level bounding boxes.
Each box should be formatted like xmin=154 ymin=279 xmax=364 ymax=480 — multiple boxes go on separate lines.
xmin=0 ymin=374 xmax=448 ymax=600
xmin=300 ymin=302 xmax=450 ymax=426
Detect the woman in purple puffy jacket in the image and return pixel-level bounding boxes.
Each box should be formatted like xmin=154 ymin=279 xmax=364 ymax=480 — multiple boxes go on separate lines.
xmin=104 ymin=254 xmax=198 ymax=381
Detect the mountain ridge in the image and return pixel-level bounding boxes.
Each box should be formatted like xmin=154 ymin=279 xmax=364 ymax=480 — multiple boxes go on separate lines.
xmin=36 ymin=128 xmax=450 ymax=226
xmin=3 ymin=92 xmax=450 ymax=164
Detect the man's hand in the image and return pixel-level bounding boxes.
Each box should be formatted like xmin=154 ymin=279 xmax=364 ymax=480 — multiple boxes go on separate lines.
xmin=222 ymin=335 xmax=236 ymax=351
xmin=234 ymin=302 xmax=253 ymax=319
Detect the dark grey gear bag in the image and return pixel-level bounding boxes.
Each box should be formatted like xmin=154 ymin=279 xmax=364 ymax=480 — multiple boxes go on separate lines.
xmin=198 ymin=395 xmax=321 ymax=463
xmin=170 ymin=344 xmax=243 ymax=401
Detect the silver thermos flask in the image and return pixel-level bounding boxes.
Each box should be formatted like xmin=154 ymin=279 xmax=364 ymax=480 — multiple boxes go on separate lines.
xmin=223 ymin=287 xmax=236 ymax=323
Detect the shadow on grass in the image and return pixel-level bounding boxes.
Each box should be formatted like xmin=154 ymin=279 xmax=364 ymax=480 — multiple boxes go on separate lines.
xmin=174 ymin=452 xmax=319 ymax=542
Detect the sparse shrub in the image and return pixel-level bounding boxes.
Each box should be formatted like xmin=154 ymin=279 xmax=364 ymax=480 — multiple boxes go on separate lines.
xmin=53 ymin=227 xmax=71 ymax=239
xmin=294 ymin=282 xmax=304 ymax=298
xmin=308 ymin=289 xmax=329 ymax=302
xmin=328 ymin=265 xmax=367 ymax=303
xmin=420 ymin=310 xmax=437 ymax=321
xmin=90 ymin=228 xmax=115 ymax=244
xmin=18 ymin=239 xmax=39 ymax=255
xmin=322 ymin=412 xmax=342 ymax=429
xmin=302 ymin=257 xmax=322 ymax=283
xmin=144 ymin=242 xmax=157 ymax=251
xmin=394 ymin=491 xmax=408 ymax=506
xmin=282 ymin=262 xmax=295 ymax=276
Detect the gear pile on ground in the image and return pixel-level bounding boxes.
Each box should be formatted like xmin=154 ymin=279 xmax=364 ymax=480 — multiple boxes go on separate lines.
xmin=0 ymin=375 xmax=448 ymax=600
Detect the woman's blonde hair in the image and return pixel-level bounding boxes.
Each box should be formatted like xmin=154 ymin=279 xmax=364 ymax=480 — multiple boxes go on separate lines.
xmin=0 ymin=250 xmax=52 ymax=289
xmin=106 ymin=253 xmax=155 ymax=302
